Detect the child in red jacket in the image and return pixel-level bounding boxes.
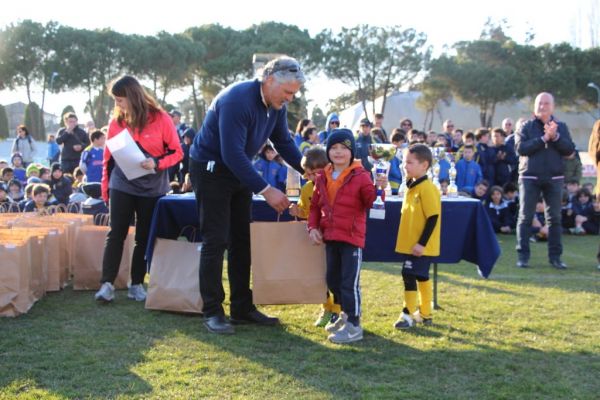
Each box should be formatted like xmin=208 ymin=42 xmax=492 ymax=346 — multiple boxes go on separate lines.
xmin=308 ymin=129 xmax=386 ymax=343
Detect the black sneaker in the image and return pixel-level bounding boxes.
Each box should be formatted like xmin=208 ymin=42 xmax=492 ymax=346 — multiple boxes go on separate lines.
xmin=549 ymin=259 xmax=567 ymax=270
xmin=516 ymin=260 xmax=529 ymax=268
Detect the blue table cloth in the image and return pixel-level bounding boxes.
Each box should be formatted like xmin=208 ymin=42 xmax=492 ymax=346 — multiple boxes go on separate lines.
xmin=146 ymin=194 xmax=500 ymax=278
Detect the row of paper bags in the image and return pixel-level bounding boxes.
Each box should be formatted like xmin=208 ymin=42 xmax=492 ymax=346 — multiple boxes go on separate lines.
xmin=1 ymin=213 xmax=328 ymax=316
xmin=0 ymin=213 xmax=132 ymax=317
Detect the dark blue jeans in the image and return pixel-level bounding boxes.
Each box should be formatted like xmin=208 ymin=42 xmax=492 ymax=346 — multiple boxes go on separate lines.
xmin=189 ymin=159 xmax=255 ymax=318
xmin=516 ymin=177 xmax=564 ymax=262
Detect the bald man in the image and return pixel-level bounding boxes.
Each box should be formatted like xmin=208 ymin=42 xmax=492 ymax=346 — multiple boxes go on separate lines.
xmin=514 ymin=93 xmax=575 ymax=269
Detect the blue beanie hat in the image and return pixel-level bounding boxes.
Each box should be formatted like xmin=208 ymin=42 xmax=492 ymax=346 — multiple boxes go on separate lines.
xmin=326 ymin=128 xmax=355 ymax=164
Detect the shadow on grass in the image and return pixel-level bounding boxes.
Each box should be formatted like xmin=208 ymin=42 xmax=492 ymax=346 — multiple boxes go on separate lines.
xmin=0 ymin=288 xmax=162 ymax=398
xmin=1 ymin=287 xmax=599 ymax=399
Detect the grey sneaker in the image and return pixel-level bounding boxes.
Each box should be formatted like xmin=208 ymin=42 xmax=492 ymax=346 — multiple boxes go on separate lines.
xmin=95 ymin=282 xmax=115 ymax=302
xmin=325 ymin=312 xmax=347 ymax=333
xmin=328 ymin=321 xmax=363 ymax=344
xmin=127 ymin=284 xmax=147 ymax=301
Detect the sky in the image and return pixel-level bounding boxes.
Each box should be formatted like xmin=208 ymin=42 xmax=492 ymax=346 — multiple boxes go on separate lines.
xmin=0 ymin=0 xmax=597 ymax=122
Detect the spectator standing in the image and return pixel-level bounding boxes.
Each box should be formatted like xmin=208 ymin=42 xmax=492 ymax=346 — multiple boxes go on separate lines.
xmin=515 ymin=93 xmax=575 ymax=269
xmin=355 ymin=118 xmax=374 ymax=172
xmin=95 ymin=75 xmax=183 ymax=303
xmin=11 ymin=125 xmax=36 ymax=167
xmin=188 ymin=56 xmax=305 ymax=334
xmin=56 ymin=112 xmax=90 ymax=174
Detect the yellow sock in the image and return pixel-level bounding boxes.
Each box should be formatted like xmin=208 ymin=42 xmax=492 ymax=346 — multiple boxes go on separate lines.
xmin=403 ymin=290 xmax=418 ymax=315
xmin=417 ymin=280 xmax=433 ymax=319
xmin=323 ymin=293 xmax=341 ymax=314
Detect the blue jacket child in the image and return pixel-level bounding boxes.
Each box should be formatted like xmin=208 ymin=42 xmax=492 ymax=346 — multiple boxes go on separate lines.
xmin=456 ymin=156 xmax=483 ymax=194
xmin=253 ymin=144 xmax=287 ymax=192
xmin=318 ymin=113 xmax=340 ymax=144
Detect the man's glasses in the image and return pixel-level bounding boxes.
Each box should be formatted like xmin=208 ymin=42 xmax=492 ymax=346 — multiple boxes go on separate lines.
xmin=330 ymin=121 xmax=340 ymax=126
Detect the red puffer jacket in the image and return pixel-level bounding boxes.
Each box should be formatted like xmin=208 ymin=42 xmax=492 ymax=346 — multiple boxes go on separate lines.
xmin=101 ymin=110 xmax=183 ymax=201
xmin=308 ymin=162 xmax=376 ymax=248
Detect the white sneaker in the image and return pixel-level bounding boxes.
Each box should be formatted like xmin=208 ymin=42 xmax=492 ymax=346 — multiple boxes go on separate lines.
xmin=95 ymin=282 xmax=115 ymax=302
xmin=328 ymin=321 xmax=363 ymax=344
xmin=394 ymin=313 xmax=415 ymax=329
xmin=325 ymin=312 xmax=347 ymax=333
xmin=127 ymin=284 xmax=147 ymax=301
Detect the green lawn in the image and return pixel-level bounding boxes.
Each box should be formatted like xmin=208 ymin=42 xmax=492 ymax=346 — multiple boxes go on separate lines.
xmin=1 ymin=234 xmax=599 ymax=400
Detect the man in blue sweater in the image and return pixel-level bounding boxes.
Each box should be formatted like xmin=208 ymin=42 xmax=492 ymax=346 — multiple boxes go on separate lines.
xmin=515 ymin=92 xmax=575 ymax=270
xmin=189 ymin=56 xmax=305 ymax=334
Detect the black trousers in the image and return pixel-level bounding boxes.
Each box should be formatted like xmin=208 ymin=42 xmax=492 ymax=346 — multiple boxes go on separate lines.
xmin=60 ymin=159 xmax=80 ymax=175
xmin=189 ymin=159 xmax=256 ymax=318
xmin=101 ymin=189 xmax=160 ymax=285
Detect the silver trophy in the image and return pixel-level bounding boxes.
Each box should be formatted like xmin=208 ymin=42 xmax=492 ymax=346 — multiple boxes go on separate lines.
xmin=368 ymin=143 xmax=397 ymax=219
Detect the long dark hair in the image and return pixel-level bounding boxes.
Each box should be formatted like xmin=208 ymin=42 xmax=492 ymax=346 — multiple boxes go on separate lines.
xmin=109 ymin=75 xmax=161 ymax=132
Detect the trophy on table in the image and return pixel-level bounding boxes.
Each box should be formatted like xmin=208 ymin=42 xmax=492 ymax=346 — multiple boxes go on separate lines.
xmin=368 ymin=143 xmax=397 ymax=219
xmin=430 ymin=146 xmax=446 ymax=194
xmin=446 ymin=153 xmax=458 ymax=197
xmin=396 ymin=146 xmax=408 ymax=199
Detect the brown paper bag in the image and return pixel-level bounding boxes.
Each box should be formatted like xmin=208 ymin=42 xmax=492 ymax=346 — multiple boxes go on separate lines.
xmin=72 ymin=226 xmax=134 ymax=290
xmin=14 ymin=219 xmax=70 ymax=286
xmin=145 ymin=238 xmax=202 ymax=314
xmin=0 ymin=238 xmax=33 ymax=317
xmin=250 ymin=221 xmax=327 ymax=305
xmin=0 ymin=232 xmax=46 ymax=301
xmin=0 ymin=227 xmax=61 ymax=292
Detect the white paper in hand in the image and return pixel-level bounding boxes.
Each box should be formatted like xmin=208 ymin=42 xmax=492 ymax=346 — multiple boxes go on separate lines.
xmin=106 ymin=128 xmax=155 ymax=180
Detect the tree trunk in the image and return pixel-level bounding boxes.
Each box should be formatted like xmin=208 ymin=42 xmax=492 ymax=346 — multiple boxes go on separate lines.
xmin=190 ymin=78 xmax=201 ymax=131
xmin=40 ymin=76 xmax=47 ymax=134
xmin=86 ymin=81 xmax=96 ymax=123
xmin=25 ymin=77 xmax=32 ymax=105
xmin=486 ymin=102 xmax=497 ymax=128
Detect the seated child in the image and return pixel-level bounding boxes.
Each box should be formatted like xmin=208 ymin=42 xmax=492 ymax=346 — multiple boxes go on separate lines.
xmin=1 ymin=167 xmax=14 ymax=184
xmin=394 ymin=144 xmax=441 ymax=329
xmin=26 ymin=164 xmax=40 ymax=181
xmin=570 ymin=188 xmax=598 ymax=235
xmin=23 ymin=183 xmax=52 ymax=212
xmin=561 ymin=191 xmax=575 ymax=232
xmin=7 ymin=179 xmax=24 ymax=203
xmin=307 ymin=129 xmax=386 ymax=343
xmin=486 ymin=186 xmax=513 ymax=233
xmin=49 ymin=163 xmax=73 ymax=205
xmin=0 ymin=183 xmax=13 ymax=207
xmin=11 ymin=153 xmax=26 ymax=184
xmin=81 ymin=182 xmax=109 ymax=217
xmin=288 ymin=147 xmax=341 ymax=327
xmin=531 ymin=199 xmax=548 ymax=241
xmin=472 ymin=180 xmax=490 ymax=201
xmin=253 ymin=143 xmax=287 ymax=192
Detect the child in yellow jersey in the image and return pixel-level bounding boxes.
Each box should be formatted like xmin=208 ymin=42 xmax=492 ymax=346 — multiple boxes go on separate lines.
xmin=394 ymin=144 xmax=441 ymax=329
xmin=289 ymin=147 xmax=342 ymax=327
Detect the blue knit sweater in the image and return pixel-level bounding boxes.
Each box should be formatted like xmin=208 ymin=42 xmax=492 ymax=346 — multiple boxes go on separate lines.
xmin=189 ymin=79 xmax=302 ymax=193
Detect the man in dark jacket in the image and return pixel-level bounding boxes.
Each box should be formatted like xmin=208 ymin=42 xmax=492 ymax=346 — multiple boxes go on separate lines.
xmin=515 ymin=92 xmax=575 ymax=269
xmin=355 ymin=118 xmax=374 ymax=172
xmin=56 ymin=112 xmax=90 ymax=174
xmin=188 ymin=56 xmax=305 ymax=334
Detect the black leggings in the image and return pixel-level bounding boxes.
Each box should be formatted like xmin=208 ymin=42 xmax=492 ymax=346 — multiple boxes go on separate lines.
xmin=101 ymin=189 xmax=160 ymax=285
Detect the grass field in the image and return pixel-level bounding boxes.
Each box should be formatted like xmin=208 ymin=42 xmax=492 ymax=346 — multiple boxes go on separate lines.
xmin=1 ymin=234 xmax=599 ymax=400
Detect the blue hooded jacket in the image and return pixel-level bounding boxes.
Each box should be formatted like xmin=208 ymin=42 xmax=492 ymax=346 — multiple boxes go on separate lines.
xmin=318 ymin=113 xmax=340 ymax=144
